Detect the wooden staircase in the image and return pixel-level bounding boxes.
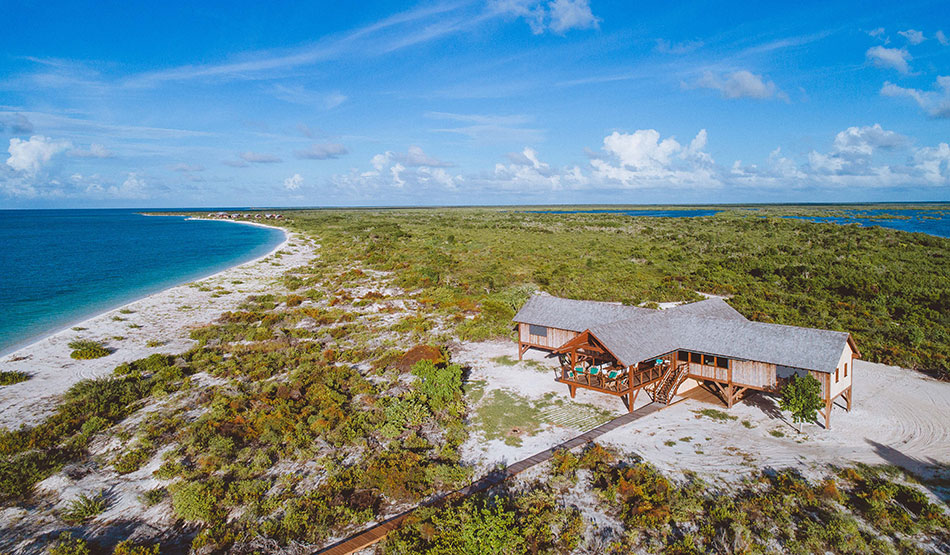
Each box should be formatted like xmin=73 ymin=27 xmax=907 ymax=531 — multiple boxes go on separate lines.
xmin=650 ymin=362 xmax=690 ymax=404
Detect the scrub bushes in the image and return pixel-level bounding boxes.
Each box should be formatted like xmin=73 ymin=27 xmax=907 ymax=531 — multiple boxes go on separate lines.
xmin=0 ymin=370 xmax=29 ymax=385
xmin=68 ymin=339 xmax=110 ymax=359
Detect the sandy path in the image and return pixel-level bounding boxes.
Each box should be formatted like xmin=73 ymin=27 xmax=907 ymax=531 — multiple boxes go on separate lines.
xmin=0 ymin=223 xmax=314 ymax=429
xmin=458 ymin=341 xmax=950 ymax=483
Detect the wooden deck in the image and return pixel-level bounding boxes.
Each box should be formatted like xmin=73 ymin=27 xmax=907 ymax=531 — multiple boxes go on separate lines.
xmin=316 ymin=400 xmax=668 ymax=554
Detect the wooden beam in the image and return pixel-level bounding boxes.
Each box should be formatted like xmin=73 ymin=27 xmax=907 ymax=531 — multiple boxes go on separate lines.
xmin=824 ymin=373 xmax=832 ymax=430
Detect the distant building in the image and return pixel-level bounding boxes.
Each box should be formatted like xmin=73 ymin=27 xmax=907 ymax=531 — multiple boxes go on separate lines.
xmin=514 ymin=294 xmax=857 ymax=428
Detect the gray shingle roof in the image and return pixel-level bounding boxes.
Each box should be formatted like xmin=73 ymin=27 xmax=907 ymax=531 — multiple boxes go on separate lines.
xmin=515 ymin=294 xmax=850 ymax=373
xmin=668 ymin=297 xmax=747 ymax=321
xmin=512 ymin=294 xmax=650 ymax=332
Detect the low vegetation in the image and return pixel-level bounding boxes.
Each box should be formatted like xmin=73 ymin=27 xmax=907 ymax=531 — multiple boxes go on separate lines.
xmin=389 ymin=443 xmax=949 ymax=553
xmin=0 ymin=370 xmax=29 ymax=385
xmin=283 ymin=207 xmax=949 ymax=377
xmin=67 ymin=339 xmax=110 ymax=359
xmin=3 ymin=206 xmax=947 ymax=552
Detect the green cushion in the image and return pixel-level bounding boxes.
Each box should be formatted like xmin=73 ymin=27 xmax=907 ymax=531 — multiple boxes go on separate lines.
xmin=589 ymin=366 xmax=600 ymax=375
xmin=607 ymin=370 xmax=620 ymax=379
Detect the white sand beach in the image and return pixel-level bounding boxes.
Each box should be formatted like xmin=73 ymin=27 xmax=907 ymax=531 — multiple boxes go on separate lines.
xmin=0 ymin=222 xmax=315 ymax=429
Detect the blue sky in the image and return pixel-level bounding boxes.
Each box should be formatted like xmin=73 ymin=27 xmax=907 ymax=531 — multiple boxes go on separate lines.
xmin=1 ymin=0 xmax=948 ymax=208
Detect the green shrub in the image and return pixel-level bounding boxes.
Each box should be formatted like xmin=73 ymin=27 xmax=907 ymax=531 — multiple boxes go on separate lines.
xmin=68 ymin=339 xmax=110 ymax=359
xmin=0 ymin=370 xmax=29 ymax=385
xmin=140 ymin=487 xmax=167 ymax=506
xmin=49 ymin=532 xmax=91 ymax=555
xmin=114 ymin=447 xmax=152 ymax=474
xmin=169 ymin=480 xmax=218 ymax=523
xmin=61 ymin=491 xmax=107 ymax=524
xmin=112 ymin=540 xmax=160 ymax=555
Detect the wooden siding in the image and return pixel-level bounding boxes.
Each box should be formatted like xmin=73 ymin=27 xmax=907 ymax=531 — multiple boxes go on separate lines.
xmin=731 ymin=360 xmax=778 ymax=390
xmin=686 ymin=363 xmax=730 ymax=383
xmin=519 ymin=323 xmax=578 ymax=350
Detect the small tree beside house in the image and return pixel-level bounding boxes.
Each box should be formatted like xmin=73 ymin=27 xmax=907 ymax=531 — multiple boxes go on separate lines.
xmin=779 ymin=374 xmax=824 ymax=433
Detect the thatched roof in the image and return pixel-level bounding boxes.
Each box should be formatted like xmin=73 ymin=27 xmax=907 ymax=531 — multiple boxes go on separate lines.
xmin=515 ymin=294 xmax=852 ymax=373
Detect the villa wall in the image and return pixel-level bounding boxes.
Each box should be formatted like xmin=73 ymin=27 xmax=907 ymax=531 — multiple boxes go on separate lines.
xmin=518 ymin=323 xmax=578 ymax=350
xmin=829 ymin=342 xmax=855 ymax=399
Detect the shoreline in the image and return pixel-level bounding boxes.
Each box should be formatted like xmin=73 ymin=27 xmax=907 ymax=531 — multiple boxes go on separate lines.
xmin=0 ymin=217 xmax=288 ymax=358
xmin=0 ymin=219 xmax=309 ymax=429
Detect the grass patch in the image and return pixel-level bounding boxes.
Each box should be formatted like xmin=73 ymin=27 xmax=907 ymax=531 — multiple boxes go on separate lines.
xmin=742 ymin=419 xmax=754 ymax=429
xmin=664 ymin=440 xmax=677 ymax=447
xmin=61 ymin=491 xmax=107 ymax=524
xmin=0 ymin=370 xmax=29 ymax=386
xmin=67 ymin=339 xmax=110 ymax=360
xmin=694 ymin=408 xmax=737 ymax=422
xmin=770 ymin=429 xmax=786 ymax=438
xmin=476 ymin=389 xmax=542 ymax=446
xmin=140 ymin=487 xmax=166 ymax=506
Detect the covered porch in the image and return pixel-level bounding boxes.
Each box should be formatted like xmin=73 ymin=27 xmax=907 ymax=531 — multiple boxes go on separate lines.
xmin=552 ymin=330 xmax=674 ymax=412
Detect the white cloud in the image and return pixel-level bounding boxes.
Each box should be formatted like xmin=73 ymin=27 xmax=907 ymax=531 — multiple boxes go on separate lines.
xmin=805 ymin=124 xmax=906 ymax=175
xmin=912 ymin=143 xmax=950 ymax=184
xmin=369 ymin=146 xmax=453 ymax=169
xmin=897 ymin=29 xmax=926 ymax=44
xmin=222 ymin=159 xmax=250 ymax=168
xmin=284 ymin=173 xmax=303 ymax=190
xmin=486 ymin=147 xmax=586 ymax=190
xmin=866 ymin=46 xmax=912 ymax=74
xmin=294 ymin=142 xmax=348 ymax=160
xmin=938 ymin=30 xmax=949 ymax=46
xmin=694 ymin=70 xmax=787 ymax=100
xmin=108 ymin=172 xmax=149 ymax=198
xmin=547 ymin=0 xmax=599 ymax=33
xmin=6 ymin=135 xmax=71 ymax=175
xmin=602 ymin=129 xmax=680 ymax=170
xmin=831 ymin=124 xmax=906 ymax=155
xmin=240 ymin=151 xmax=282 ymax=163
xmin=868 ymin=27 xmax=886 ymax=39
xmin=590 ymin=129 xmax=719 ymax=188
xmin=881 ymin=77 xmax=950 ymax=118
xmin=69 ymin=143 xmax=114 ymax=158
xmin=493 ymin=0 xmax=598 ymax=35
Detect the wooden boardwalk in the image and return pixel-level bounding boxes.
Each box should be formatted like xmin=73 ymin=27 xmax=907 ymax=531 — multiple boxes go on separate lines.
xmin=316 ymin=399 xmax=669 ymax=555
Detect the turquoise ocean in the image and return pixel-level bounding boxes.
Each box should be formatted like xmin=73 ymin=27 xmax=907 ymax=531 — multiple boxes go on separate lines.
xmin=0 ymin=210 xmax=284 ymax=355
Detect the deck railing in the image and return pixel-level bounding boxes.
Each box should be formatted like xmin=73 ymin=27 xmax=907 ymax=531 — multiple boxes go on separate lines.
xmin=556 ymin=362 xmax=668 ymax=395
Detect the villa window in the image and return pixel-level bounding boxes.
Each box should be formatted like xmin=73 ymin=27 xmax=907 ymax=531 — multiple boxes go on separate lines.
xmin=715 ymin=357 xmax=729 ymax=369
xmin=528 ymin=324 xmax=547 ymax=337
xmin=703 ymin=354 xmax=715 ymax=366
xmin=691 ymin=352 xmax=702 ymax=364
xmin=844 ymin=363 xmax=848 ymax=377
xmin=835 ymin=367 xmax=840 ymax=383
xmin=678 ymin=351 xmax=690 ymax=362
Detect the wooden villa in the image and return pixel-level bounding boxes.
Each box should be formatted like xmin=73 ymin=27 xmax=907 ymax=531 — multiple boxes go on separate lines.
xmin=514 ymin=295 xmax=859 ymax=428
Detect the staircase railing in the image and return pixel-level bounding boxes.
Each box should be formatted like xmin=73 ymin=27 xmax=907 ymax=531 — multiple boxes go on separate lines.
xmin=652 ymin=362 xmax=690 ymax=404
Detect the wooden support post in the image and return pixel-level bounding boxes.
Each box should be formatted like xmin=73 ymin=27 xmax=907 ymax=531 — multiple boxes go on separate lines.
xmin=518 ymin=342 xmax=525 ymax=360
xmin=569 ymin=384 xmax=576 ymax=399
xmin=845 ymin=386 xmax=852 ymax=412
xmin=824 ymin=373 xmax=832 ymax=430
xmin=727 ymin=365 xmax=734 ymax=409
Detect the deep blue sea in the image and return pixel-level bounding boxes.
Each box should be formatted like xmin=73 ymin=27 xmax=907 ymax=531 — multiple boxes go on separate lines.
xmin=0 ymin=210 xmax=285 ymax=355
xmin=785 ymin=209 xmax=950 ymax=238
